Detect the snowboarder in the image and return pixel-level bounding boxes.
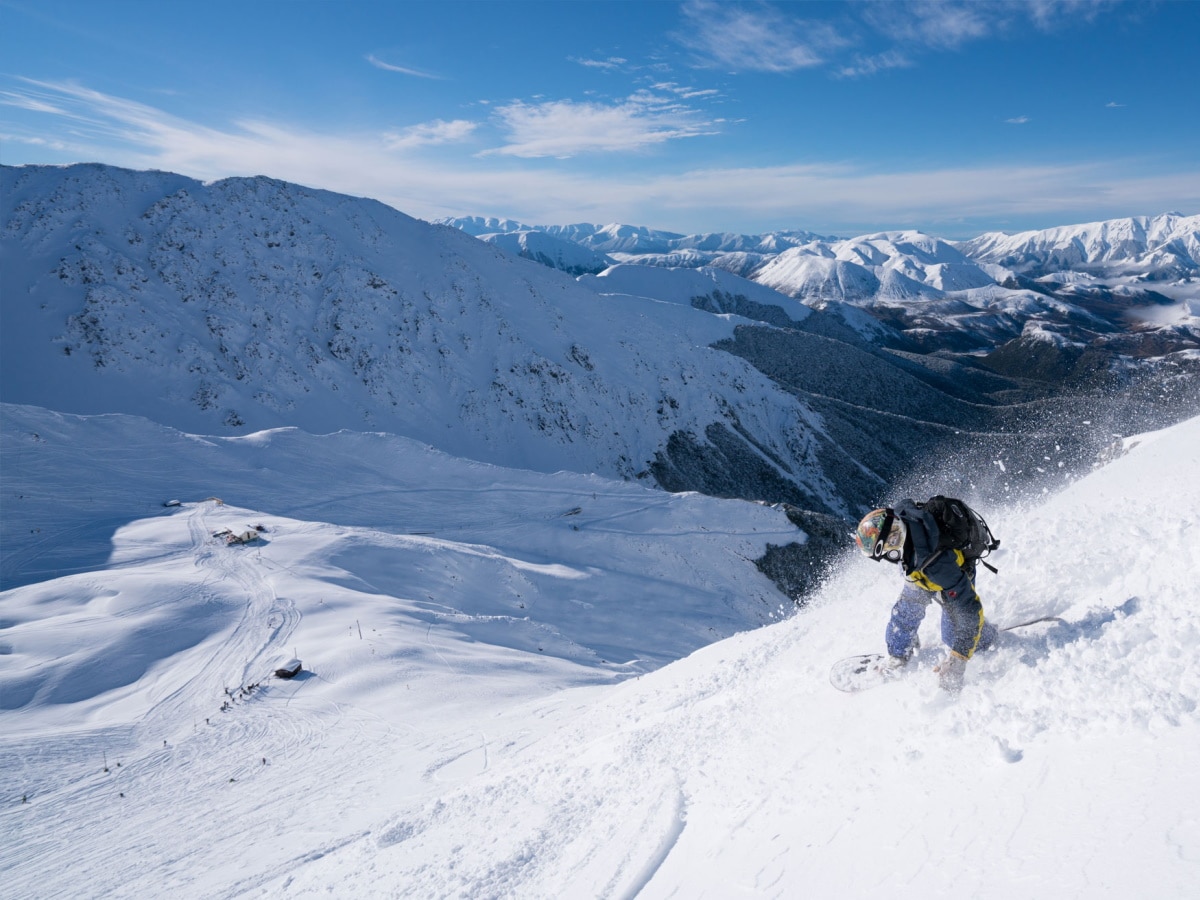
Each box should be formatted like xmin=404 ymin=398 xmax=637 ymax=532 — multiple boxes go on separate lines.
xmin=854 ymin=499 xmax=999 ymax=691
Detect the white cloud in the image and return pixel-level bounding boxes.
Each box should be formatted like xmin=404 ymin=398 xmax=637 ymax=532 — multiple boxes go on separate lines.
xmin=836 ymin=50 xmax=912 ymax=79
xmin=0 ymin=91 xmax=72 ymax=115
xmin=669 ymin=1 xmax=1127 ymax=82
xmin=484 ymin=95 xmax=718 ymax=159
xmin=677 ymin=0 xmax=847 ymax=72
xmin=868 ymin=1 xmax=995 ymax=49
xmin=862 ymin=1 xmax=1124 ymax=56
xmin=1024 ymin=0 xmax=1120 ymax=30
xmin=571 ymin=56 xmax=628 ymax=70
xmin=651 ymin=82 xmax=722 ymax=100
xmin=385 ymin=119 xmax=477 ymax=150
xmin=365 ymin=55 xmax=442 ymax=80
xmin=1006 ymin=116 xmax=1031 ymax=125
xmin=1106 ymin=101 xmax=1126 ymax=108
xmin=622 ymin=161 xmax=1200 ymax=234
xmin=4 ymin=80 xmax=1197 ymax=235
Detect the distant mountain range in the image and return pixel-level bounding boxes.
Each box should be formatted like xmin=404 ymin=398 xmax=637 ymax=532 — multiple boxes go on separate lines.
xmin=440 ymin=213 xmax=1200 ymax=382
xmin=438 ymin=212 xmax=1200 ymax=285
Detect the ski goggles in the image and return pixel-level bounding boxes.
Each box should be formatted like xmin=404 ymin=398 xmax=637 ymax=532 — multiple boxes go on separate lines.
xmin=877 ymin=544 xmax=903 ymax=563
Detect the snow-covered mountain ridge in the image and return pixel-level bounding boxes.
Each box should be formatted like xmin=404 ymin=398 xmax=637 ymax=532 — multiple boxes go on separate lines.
xmin=442 ymin=212 xmax=1200 ymax=288
xmin=961 ymin=212 xmax=1200 ymax=280
xmin=437 ymin=215 xmax=831 ymax=256
xmin=444 ymin=212 xmax=1200 ymax=380
xmin=2 ymin=164 xmax=861 ymax=521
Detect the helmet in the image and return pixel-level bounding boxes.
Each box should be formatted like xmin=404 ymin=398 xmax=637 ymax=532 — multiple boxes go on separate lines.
xmin=855 ymin=508 xmax=906 ymax=563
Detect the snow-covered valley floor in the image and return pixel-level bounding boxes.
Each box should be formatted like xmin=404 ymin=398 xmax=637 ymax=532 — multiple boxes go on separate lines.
xmin=2 ymin=404 xmax=1199 ymax=898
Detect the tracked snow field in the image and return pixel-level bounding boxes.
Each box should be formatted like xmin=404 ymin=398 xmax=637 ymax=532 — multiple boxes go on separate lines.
xmin=2 ymin=406 xmax=1199 ymax=897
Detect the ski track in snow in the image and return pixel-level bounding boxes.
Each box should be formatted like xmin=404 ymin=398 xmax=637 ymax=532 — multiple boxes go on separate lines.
xmin=2 ymin=410 xmax=1200 ymax=898
xmin=0 ymin=501 xmax=392 ymax=898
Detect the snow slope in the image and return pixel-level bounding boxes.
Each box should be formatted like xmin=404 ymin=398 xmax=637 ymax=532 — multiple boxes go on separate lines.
xmin=579 ymin=264 xmax=813 ymax=325
xmin=3 ymin=401 xmax=1198 ymax=897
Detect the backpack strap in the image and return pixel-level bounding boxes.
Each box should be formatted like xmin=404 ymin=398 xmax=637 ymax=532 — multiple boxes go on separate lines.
xmin=870 ymin=508 xmax=896 ymax=562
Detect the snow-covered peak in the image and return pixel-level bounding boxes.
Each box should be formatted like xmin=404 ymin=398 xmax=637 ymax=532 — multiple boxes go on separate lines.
xmin=478 ymin=229 xmax=612 ymax=275
xmin=959 ymin=212 xmax=1200 ymax=278
xmin=752 ymin=250 xmax=882 ymax=304
xmin=432 ymin=214 xmax=532 ymax=236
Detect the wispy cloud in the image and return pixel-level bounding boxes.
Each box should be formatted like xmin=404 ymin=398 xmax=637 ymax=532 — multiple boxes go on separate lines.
xmin=627 ymin=161 xmax=1200 ymax=234
xmin=1106 ymin=101 xmax=1126 ymax=108
xmin=677 ymin=0 xmax=848 ymax=72
xmin=836 ymin=50 xmax=912 ymax=79
xmin=365 ymin=54 xmax=442 ymax=80
xmin=652 ymin=82 xmax=721 ymax=100
xmin=484 ymin=92 xmax=719 ymax=158
xmin=385 ymin=119 xmax=477 ymax=150
xmin=5 ymin=80 xmax=1197 ymax=235
xmin=0 ymin=91 xmax=72 ymax=115
xmin=570 ymin=56 xmax=628 ymax=71
xmin=865 ymin=1 xmax=995 ymax=50
xmin=867 ymin=0 xmax=1125 ymax=50
xmin=675 ymin=1 xmax=1124 ymax=80
xmin=1024 ymin=0 xmax=1121 ymax=30
xmin=1006 ymin=116 xmax=1031 ymax=125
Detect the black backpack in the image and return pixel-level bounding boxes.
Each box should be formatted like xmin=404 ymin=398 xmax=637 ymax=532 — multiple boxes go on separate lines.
xmin=918 ymin=496 xmax=1001 ymax=571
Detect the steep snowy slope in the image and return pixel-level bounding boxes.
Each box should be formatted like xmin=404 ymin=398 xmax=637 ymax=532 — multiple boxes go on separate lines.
xmin=3 ymin=401 xmax=1196 ymax=898
xmin=225 ymin=412 xmax=1200 ymax=898
xmin=1 ymin=164 xmax=845 ymax=512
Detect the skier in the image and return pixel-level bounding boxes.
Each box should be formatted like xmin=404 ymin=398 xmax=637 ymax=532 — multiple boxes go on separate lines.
xmin=854 ymin=499 xmax=998 ymax=691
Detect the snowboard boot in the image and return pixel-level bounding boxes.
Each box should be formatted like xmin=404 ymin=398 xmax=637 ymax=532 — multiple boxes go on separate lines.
xmin=934 ymin=652 xmax=968 ymax=692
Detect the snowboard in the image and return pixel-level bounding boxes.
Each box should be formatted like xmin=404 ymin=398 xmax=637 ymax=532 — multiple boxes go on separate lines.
xmin=830 ymin=616 xmax=1066 ymax=693
xmin=829 ymin=654 xmax=905 ymax=693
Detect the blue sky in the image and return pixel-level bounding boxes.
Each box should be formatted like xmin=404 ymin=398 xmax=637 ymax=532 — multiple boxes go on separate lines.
xmin=2 ymin=0 xmax=1198 ymax=237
